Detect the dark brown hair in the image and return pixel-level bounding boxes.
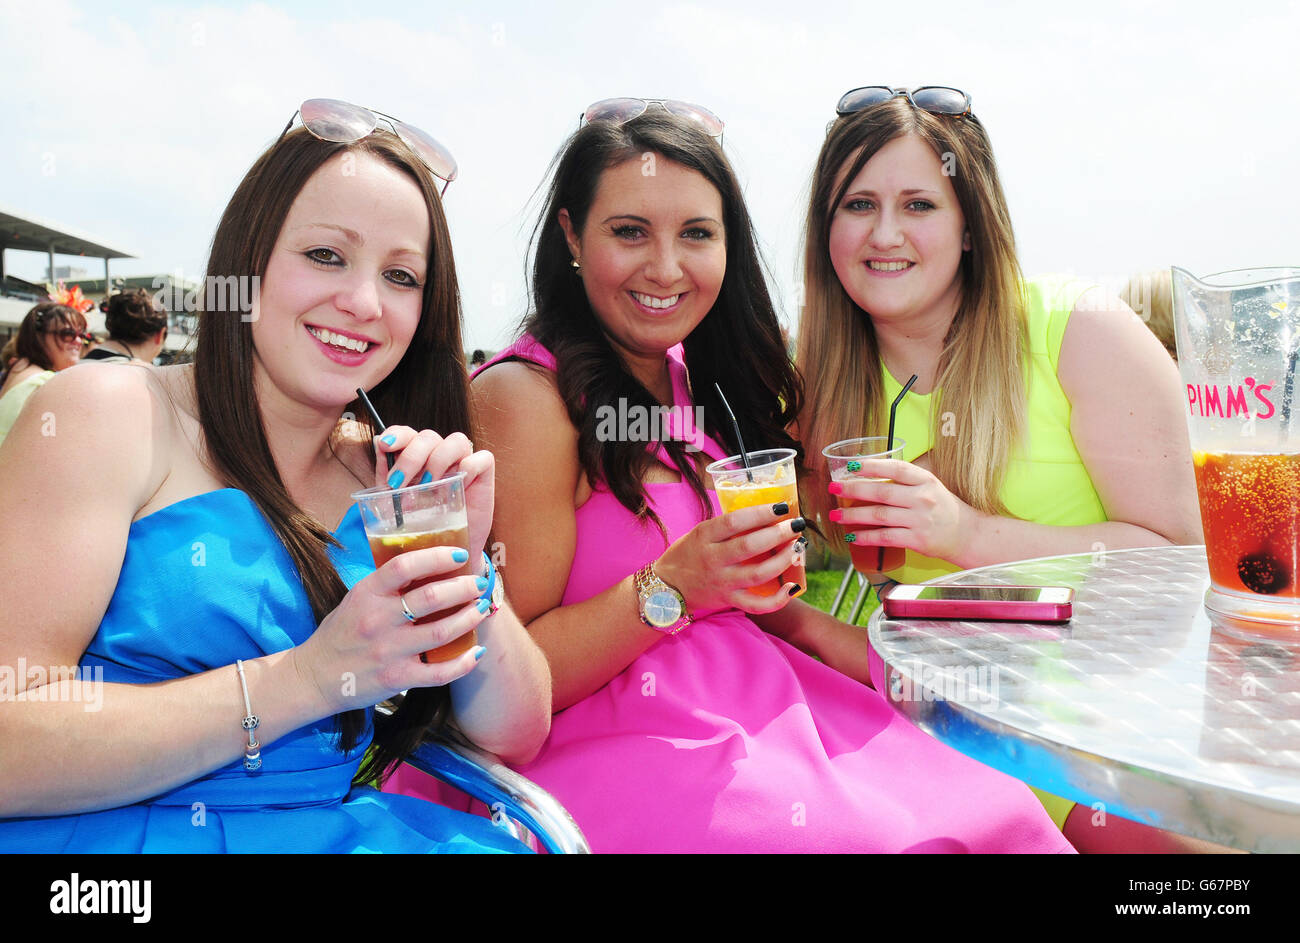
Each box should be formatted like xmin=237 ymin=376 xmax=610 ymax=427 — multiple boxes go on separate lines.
xmin=11 ymin=302 xmax=86 ymax=371
xmin=196 ymin=126 xmax=471 ymax=784
xmin=521 ymin=112 xmax=803 ymax=536
xmin=103 ymin=289 xmax=168 ymax=343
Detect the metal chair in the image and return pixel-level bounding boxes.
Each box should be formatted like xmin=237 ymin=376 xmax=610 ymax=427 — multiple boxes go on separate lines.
xmin=829 ymin=563 xmax=875 ymax=624
xmin=376 ymin=702 xmax=591 ymax=854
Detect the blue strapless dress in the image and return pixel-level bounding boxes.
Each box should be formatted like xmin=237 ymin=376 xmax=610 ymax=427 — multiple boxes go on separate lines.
xmin=0 ymin=489 xmax=527 ymax=853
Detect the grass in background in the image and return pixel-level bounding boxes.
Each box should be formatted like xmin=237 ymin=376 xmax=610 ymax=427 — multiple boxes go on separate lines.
xmin=803 ymin=564 xmax=882 ymax=626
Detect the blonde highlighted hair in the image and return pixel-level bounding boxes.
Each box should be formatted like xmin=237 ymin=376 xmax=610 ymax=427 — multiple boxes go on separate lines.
xmin=796 ymin=97 xmax=1027 ymax=534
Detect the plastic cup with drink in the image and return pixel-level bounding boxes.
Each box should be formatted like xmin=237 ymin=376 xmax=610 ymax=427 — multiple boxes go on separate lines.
xmin=705 ymin=447 xmax=806 ymax=597
xmin=821 ymin=436 xmax=907 ymax=578
xmin=351 ymin=472 xmax=477 ymax=662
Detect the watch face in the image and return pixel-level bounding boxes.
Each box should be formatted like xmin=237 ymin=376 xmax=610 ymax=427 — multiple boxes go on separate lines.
xmin=644 ymin=589 xmax=683 ymax=628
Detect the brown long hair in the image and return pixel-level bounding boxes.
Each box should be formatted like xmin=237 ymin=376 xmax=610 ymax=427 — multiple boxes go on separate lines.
xmin=522 ymin=112 xmax=803 ymax=537
xmin=797 ymin=97 xmax=1027 ymax=535
xmin=9 ymin=302 xmax=86 ymax=372
xmin=196 ymin=126 xmax=471 ymax=784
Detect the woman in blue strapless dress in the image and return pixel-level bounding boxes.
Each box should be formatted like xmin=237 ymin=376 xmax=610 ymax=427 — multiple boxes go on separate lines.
xmin=0 ymin=101 xmax=552 ymax=853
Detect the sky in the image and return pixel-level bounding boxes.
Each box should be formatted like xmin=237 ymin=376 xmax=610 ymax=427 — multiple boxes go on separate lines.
xmin=1 ymin=0 xmax=1296 ymax=349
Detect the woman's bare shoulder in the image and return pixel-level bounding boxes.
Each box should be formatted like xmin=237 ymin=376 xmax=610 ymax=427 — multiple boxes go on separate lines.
xmin=472 ymin=360 xmax=576 ymax=442
xmin=472 ymin=358 xmax=562 ymax=403
xmin=1 ymin=359 xmax=184 ymax=529
xmin=472 ymin=359 xmax=584 ymax=500
xmin=29 ymin=358 xmax=174 ymax=429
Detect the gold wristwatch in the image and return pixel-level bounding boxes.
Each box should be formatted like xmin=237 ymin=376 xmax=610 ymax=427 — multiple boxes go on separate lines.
xmin=634 ymin=564 xmax=692 ymax=635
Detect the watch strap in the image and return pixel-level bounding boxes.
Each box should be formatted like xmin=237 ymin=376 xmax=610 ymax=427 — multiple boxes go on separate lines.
xmin=634 ymin=563 xmax=692 ymax=635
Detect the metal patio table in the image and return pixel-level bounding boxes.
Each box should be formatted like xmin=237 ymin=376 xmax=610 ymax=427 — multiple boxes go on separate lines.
xmin=867 ymin=545 xmax=1300 ymax=852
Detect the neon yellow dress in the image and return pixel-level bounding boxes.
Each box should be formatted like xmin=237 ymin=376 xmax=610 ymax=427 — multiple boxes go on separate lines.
xmin=881 ymin=275 xmax=1101 ymax=828
xmin=0 ymin=369 xmax=54 ymax=450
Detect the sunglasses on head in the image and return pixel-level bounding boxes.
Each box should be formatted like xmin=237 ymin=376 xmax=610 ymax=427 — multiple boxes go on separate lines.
xmin=279 ymin=98 xmax=458 ymax=195
xmin=580 ymin=97 xmax=725 ymax=141
xmin=835 ymin=86 xmax=973 ymax=119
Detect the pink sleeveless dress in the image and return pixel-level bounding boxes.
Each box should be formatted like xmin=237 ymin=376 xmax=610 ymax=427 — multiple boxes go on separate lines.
xmin=389 ymin=337 xmax=1074 ymax=853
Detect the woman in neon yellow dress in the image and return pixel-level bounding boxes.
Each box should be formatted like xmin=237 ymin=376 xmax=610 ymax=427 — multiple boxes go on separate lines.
xmin=0 ymin=302 xmax=89 ymax=449
xmin=795 ymin=86 xmax=1222 ymax=852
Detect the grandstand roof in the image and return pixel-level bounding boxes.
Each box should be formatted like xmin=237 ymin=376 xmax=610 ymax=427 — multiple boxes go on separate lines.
xmin=0 ymin=204 xmax=137 ymax=260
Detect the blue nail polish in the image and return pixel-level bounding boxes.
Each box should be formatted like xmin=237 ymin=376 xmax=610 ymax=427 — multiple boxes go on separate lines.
xmin=380 ymin=433 xmax=396 ymax=446
xmin=473 ymin=646 xmax=486 ymax=661
xmin=476 ymin=598 xmax=490 ymax=614
xmin=476 ymin=576 xmax=489 ymax=592
xmin=452 ymin=548 xmax=469 ymax=563
xmin=387 ymin=469 xmax=405 ymax=488
xmin=419 ymin=471 xmax=433 ymax=485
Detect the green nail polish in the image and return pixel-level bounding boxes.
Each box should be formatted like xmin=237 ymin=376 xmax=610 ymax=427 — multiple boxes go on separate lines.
xmin=844 ymin=533 xmax=857 ymax=543
xmin=846 ymin=460 xmax=861 ymax=472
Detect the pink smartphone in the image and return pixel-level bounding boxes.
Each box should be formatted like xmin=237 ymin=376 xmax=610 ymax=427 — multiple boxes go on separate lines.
xmin=882 ymin=584 xmax=1074 ymax=623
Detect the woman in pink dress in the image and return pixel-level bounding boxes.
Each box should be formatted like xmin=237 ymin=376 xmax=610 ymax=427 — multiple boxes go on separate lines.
xmin=459 ymin=100 xmax=1075 ymax=852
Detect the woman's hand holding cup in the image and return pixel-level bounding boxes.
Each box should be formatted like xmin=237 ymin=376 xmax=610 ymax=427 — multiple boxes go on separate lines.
xmin=290 ymin=544 xmax=488 ymax=714
xmin=372 ymin=426 xmax=495 ymax=563
xmin=654 ymin=502 xmax=806 ymax=617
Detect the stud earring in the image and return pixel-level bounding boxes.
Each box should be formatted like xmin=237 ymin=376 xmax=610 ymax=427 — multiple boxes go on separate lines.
xmin=571 ymin=258 xmax=582 ymax=273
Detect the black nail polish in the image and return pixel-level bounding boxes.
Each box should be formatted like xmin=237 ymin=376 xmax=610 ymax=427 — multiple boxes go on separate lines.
xmin=796 ymin=535 xmax=809 ymax=548
xmin=790 ymin=517 xmax=806 ymax=533
xmin=788 ymin=585 xmax=800 ymax=596
xmin=772 ymin=502 xmax=789 ymax=517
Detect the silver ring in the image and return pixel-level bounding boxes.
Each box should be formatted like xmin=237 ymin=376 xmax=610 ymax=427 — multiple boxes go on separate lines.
xmin=399 ymin=594 xmax=417 ymax=623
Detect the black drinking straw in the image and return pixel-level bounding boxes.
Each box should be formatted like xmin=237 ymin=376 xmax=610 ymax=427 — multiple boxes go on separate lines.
xmin=355 ymin=387 xmax=402 ymax=526
xmin=1280 ymin=346 xmax=1300 ymax=447
xmin=713 ymin=383 xmax=754 ymax=482
xmin=887 ymin=374 xmax=919 ymax=453
xmin=878 ymin=374 xmax=918 ymax=572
